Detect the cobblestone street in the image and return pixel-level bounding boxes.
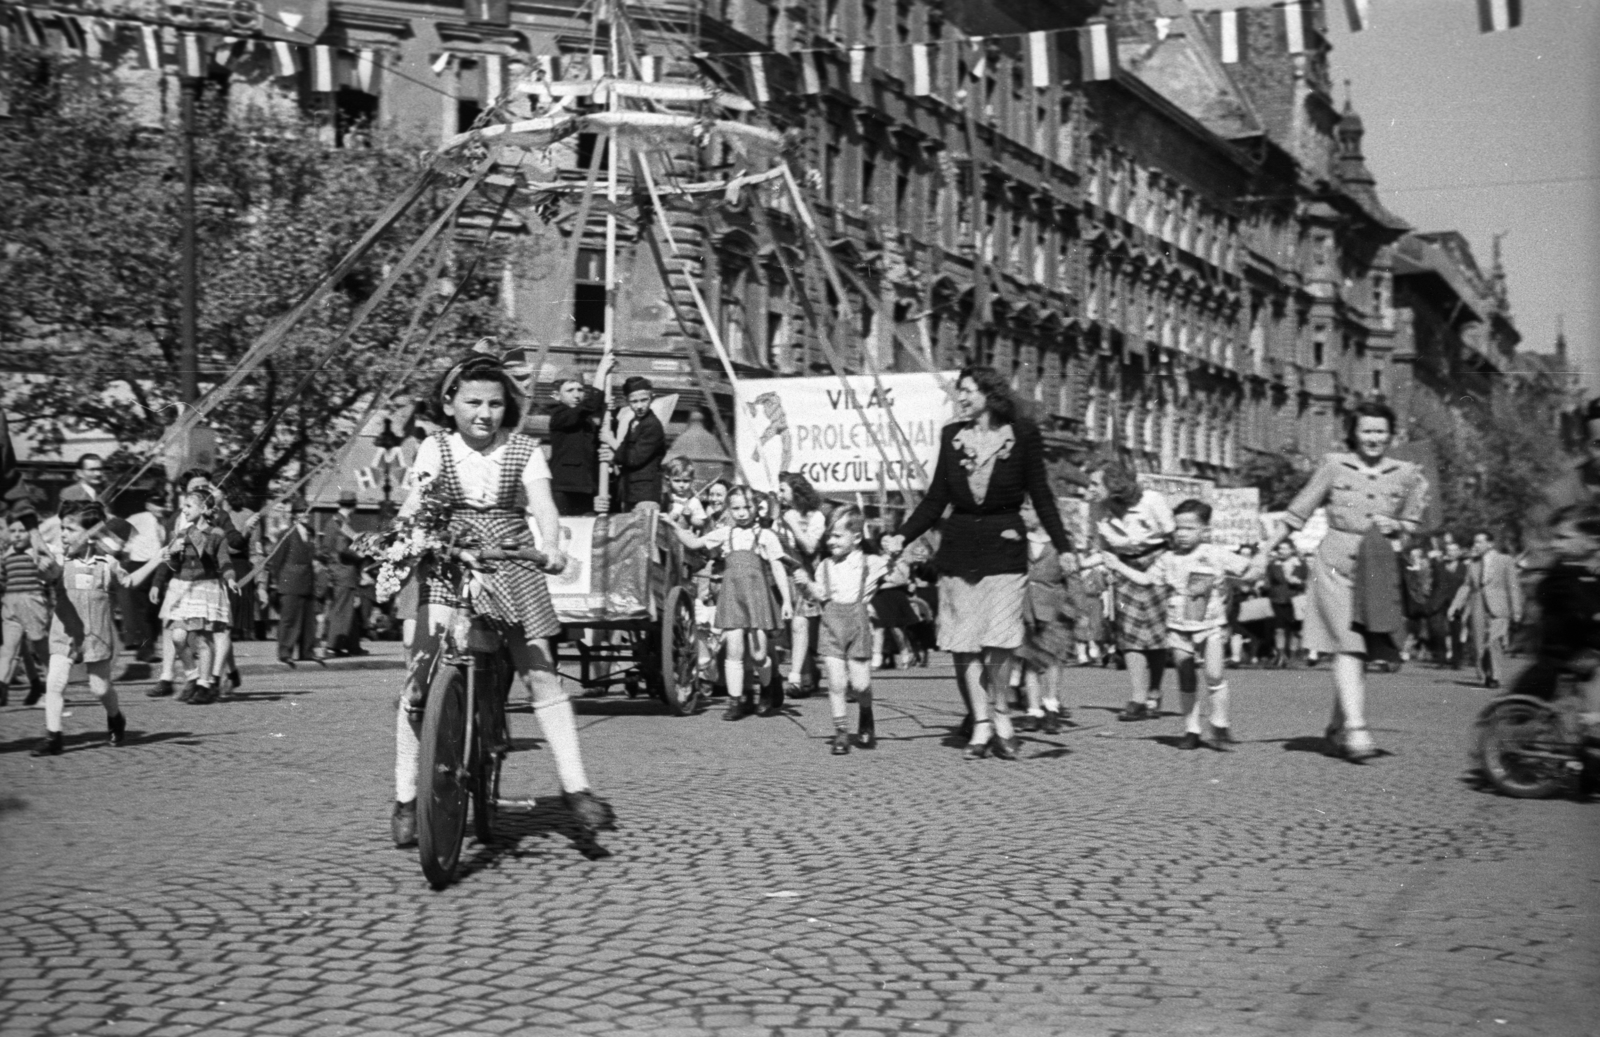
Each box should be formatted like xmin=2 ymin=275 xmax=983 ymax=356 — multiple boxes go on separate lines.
xmin=2 ymin=644 xmax=1595 ymax=1036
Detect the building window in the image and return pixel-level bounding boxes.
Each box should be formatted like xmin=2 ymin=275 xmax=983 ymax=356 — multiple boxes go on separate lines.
xmin=825 ymin=137 xmax=842 ymax=203
xmin=861 ymin=138 xmax=879 ymax=210
xmin=1372 ymin=369 xmax=1382 ymax=392
xmin=720 ymin=257 xmax=754 ymax=366
xmin=573 ymin=247 xmax=607 ymax=334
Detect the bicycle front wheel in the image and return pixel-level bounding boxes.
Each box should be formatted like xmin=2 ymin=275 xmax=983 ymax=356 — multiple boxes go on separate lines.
xmin=417 ymin=662 xmax=471 ymax=888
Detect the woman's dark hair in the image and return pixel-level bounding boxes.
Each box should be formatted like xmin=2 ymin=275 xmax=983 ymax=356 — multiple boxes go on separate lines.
xmin=1092 ymin=459 xmax=1141 ymax=512
xmin=778 ymin=471 xmax=822 ymax=514
xmin=431 ymin=353 xmax=524 ymax=430
xmin=958 ymin=365 xmax=1019 ymax=426
xmin=1344 ymin=400 xmax=1398 ymax=450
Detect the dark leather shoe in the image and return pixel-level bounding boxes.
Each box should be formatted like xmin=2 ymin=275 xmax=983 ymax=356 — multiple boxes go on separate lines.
xmin=147 ymin=680 xmax=174 ymax=698
xmin=990 ymin=735 xmax=1018 ymax=761
xmin=391 ymin=800 xmax=417 ymax=849
xmin=107 ymin=712 xmax=127 ymax=747
xmin=564 ymin=789 xmax=611 ymax=834
xmin=31 ymin=731 xmax=63 ymax=757
xmin=228 ymin=669 xmax=242 ymax=690
xmin=1117 ymin=702 xmax=1146 ymax=722
xmin=856 ymin=709 xmax=876 ymax=749
xmin=22 ymin=683 xmax=45 ymax=707
xmin=1041 ymin=708 xmax=1063 ymax=735
xmin=187 ymin=683 xmax=217 ymax=705
xmin=1211 ymin=724 xmax=1236 ymax=748
xmin=177 ymin=681 xmax=198 ymax=703
xmin=961 ymin=741 xmax=990 ymax=761
xmin=723 ymin=697 xmax=748 ymax=721
xmin=1178 ymin=732 xmax=1202 ymax=750
xmin=830 ymin=730 xmax=851 ymax=755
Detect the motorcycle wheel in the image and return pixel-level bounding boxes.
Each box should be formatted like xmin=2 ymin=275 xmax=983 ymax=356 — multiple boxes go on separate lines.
xmin=1478 ymin=698 xmax=1570 ymax=799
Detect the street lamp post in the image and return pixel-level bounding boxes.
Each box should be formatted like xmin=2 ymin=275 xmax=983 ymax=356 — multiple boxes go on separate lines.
xmin=373 ymin=417 xmax=404 ymax=521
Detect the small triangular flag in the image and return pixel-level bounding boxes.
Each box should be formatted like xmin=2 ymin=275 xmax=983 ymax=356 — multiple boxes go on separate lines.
xmin=748 ymin=53 xmax=769 ymax=103
xmin=1477 ymin=0 xmax=1521 ymax=32
xmin=849 ymin=45 xmax=867 ymax=84
xmin=910 ymin=43 xmax=930 ymax=97
xmin=178 ymin=32 xmax=205 ymax=78
xmin=311 ymin=44 xmax=333 ymax=91
xmin=271 ymin=40 xmax=298 ymax=77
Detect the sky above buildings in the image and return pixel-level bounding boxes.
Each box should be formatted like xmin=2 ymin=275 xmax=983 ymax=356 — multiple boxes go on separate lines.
xmin=1318 ymin=0 xmax=1600 ymax=385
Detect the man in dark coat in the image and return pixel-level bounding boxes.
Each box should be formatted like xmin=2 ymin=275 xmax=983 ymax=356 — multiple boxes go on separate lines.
xmin=269 ymin=498 xmax=320 ymax=666
xmin=1427 ymin=539 xmax=1469 ymax=668
xmin=547 ymin=363 xmax=612 ymax=516
xmin=605 ymin=375 xmax=666 ymax=511
xmin=322 ymin=491 xmax=366 ymax=655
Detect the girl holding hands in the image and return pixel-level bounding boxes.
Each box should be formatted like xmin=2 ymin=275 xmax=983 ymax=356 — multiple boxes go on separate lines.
xmin=668 ymin=486 xmax=793 ymax=721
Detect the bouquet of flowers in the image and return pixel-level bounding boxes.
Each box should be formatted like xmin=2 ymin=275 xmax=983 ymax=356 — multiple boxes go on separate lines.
xmin=371 ymin=480 xmax=471 ymax=602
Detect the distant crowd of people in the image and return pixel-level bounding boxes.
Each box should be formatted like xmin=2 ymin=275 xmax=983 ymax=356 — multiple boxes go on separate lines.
xmin=10 ymin=354 xmax=1594 ymax=789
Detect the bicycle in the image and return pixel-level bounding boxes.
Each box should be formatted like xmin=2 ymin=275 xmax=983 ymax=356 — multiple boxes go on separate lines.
xmin=415 ymin=543 xmax=604 ymax=889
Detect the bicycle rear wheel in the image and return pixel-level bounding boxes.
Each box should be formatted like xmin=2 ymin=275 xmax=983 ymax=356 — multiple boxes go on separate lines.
xmin=417 ymin=662 xmax=470 ymax=888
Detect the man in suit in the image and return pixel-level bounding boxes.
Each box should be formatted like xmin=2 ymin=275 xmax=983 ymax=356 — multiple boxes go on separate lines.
xmin=1451 ymin=530 xmax=1524 ymax=688
xmin=546 ymin=357 xmax=614 ymax=516
xmin=603 ymin=375 xmax=666 ymax=511
xmin=322 ymin=491 xmax=366 ymax=656
xmin=269 ymin=498 xmax=321 ymax=666
xmin=57 ymin=453 xmax=105 ymax=505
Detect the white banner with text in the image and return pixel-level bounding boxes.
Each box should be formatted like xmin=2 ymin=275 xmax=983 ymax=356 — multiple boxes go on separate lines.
xmin=734 ymin=373 xmax=958 ymax=494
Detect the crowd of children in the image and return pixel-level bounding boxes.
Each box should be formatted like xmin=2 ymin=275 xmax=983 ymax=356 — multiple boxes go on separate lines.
xmin=0 ymin=480 xmax=267 ymax=755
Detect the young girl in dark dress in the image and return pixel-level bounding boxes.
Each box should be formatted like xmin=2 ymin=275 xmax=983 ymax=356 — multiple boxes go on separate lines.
xmin=670 ymin=486 xmax=794 ymax=720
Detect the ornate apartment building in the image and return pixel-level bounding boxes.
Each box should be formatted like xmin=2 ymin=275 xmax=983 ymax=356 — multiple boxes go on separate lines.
xmin=23 ymin=0 xmax=1508 ymax=481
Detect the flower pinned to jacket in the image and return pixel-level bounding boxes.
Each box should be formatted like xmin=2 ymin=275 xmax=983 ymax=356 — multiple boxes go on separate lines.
xmin=951 ymin=423 xmax=1015 ymax=475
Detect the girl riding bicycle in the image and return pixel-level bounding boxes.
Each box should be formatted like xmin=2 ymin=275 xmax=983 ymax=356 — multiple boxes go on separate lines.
xmin=390 ymin=351 xmax=607 ymax=849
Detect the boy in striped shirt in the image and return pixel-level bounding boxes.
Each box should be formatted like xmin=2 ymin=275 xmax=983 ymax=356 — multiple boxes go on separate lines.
xmin=1 ymin=510 xmax=51 ymax=707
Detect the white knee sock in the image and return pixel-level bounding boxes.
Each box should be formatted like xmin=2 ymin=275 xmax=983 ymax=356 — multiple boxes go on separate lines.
xmin=1208 ymin=681 xmax=1230 ymax=729
xmin=533 ymin=699 xmax=590 ymax=793
xmin=394 ymin=704 xmax=420 ymax=804
xmin=726 ymin=657 xmax=746 ymax=699
xmin=44 ymin=655 xmax=70 ymax=733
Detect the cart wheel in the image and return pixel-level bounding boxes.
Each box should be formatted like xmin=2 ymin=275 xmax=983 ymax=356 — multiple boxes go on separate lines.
xmin=417 ymin=662 xmax=471 ymax=889
xmin=659 ymin=585 xmax=702 ymax=716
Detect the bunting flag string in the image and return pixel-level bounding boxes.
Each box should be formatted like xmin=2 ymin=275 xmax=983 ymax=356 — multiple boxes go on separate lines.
xmin=0 ymin=0 xmax=1527 ymax=105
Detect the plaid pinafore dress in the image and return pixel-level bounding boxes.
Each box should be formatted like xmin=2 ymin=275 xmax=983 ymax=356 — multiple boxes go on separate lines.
xmin=419 ymin=431 xmax=561 ymax=640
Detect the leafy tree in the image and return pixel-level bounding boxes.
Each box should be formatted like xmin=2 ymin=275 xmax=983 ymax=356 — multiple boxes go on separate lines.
xmin=1407 ymin=384 xmax=1570 ymax=550
xmin=0 ymin=48 xmax=510 ymax=507
xmin=1230 ymin=445 xmax=1314 ymax=511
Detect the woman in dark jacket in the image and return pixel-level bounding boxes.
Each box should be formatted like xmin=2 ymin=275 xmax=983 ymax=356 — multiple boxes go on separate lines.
xmin=887 ymin=367 xmax=1075 ymax=760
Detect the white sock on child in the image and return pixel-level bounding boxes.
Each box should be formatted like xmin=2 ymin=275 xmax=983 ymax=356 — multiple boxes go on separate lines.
xmin=1180 ymin=691 xmax=1201 ymax=735
xmin=1209 ymin=681 xmax=1230 ymax=730
xmin=395 ymin=704 xmax=420 ymax=804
